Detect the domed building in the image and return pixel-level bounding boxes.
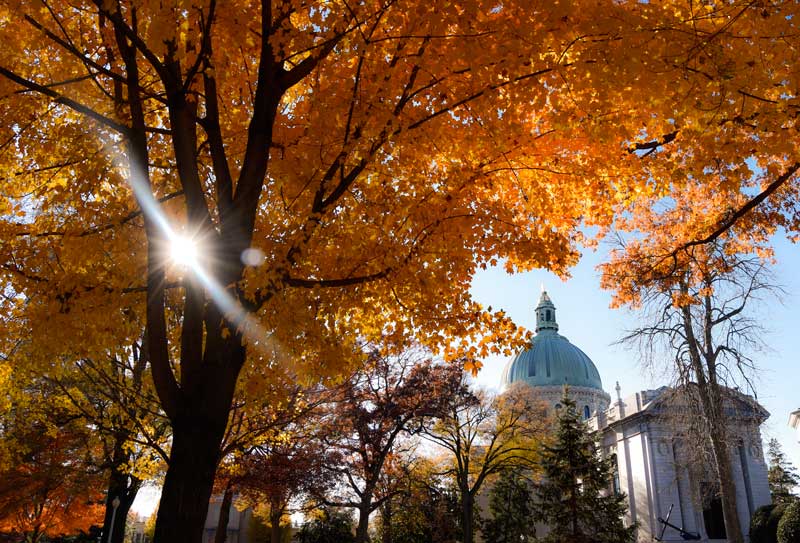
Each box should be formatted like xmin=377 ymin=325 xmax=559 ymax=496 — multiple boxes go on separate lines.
xmin=497 ymin=289 xmax=772 ymax=543
xmin=501 ymin=290 xmax=610 ymax=419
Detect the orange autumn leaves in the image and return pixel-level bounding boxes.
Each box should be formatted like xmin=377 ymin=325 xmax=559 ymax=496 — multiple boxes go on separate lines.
xmin=0 ymin=0 xmax=798 ymax=451
xmin=0 ymin=421 xmax=104 ymax=542
xmin=0 ymin=0 xmax=643 ymax=385
xmin=593 ymin=2 xmax=800 ymax=306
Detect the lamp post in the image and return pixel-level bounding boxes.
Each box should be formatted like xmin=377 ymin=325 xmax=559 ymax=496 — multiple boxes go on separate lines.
xmin=107 ymin=496 xmax=121 ymax=543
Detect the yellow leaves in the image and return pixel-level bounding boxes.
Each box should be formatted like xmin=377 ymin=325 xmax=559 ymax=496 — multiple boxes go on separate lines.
xmin=125 ymin=440 xmax=167 ymax=481
xmin=288 ymin=9 xmax=311 ymax=30
xmin=0 ymin=363 xmax=11 ymax=414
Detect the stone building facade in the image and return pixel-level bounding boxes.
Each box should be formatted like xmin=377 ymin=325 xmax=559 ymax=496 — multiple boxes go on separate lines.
xmin=592 ymin=386 xmax=771 ymax=542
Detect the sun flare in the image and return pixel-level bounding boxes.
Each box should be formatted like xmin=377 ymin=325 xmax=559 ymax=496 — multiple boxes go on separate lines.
xmin=170 ymin=235 xmax=198 ymax=268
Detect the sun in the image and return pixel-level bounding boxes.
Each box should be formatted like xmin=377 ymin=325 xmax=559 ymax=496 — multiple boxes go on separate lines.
xmin=170 ymin=235 xmax=198 ymax=268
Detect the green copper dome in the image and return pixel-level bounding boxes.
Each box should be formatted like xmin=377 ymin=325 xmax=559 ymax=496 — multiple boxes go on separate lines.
xmin=501 ymin=291 xmax=604 ymax=390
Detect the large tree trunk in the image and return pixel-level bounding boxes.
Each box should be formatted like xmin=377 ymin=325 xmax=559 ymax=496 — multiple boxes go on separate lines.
xmin=150 ymin=319 xmax=245 ymax=543
xmin=153 ymin=426 xmax=220 ymax=542
xmin=681 ymin=300 xmax=745 ymax=543
xmin=152 ymin=392 xmax=233 ymax=543
xmin=269 ymin=504 xmax=284 ymax=543
xmin=356 ymin=500 xmax=372 ymax=543
xmin=380 ymin=500 xmax=392 ymax=543
xmin=214 ymin=483 xmax=234 ymax=543
xmin=699 ymin=380 xmax=744 ymax=543
xmin=710 ymin=431 xmax=745 ymax=543
xmin=461 ymin=491 xmax=474 ymax=543
xmin=101 ymin=468 xmax=140 ymax=543
xmin=270 ymin=519 xmax=282 ymax=543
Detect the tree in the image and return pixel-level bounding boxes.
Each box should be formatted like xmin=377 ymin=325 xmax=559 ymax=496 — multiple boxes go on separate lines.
xmin=319 ymin=350 xmax=463 ymax=543
xmin=601 ymin=239 xmax=776 ymax=543
xmin=376 ymin=455 xmax=461 ymax=543
xmin=422 ymin=381 xmax=547 ymax=543
xmin=209 ymin=375 xmax=328 ymax=543
xmin=0 ymin=411 xmax=105 ymax=543
xmin=0 ymin=336 xmax=169 ymax=543
xmin=768 ymin=438 xmax=799 ymax=505
xmin=0 ymin=2 xmax=611 ymax=538
xmin=54 ymin=346 xmax=169 ymax=543
xmin=479 ymin=467 xmax=537 ymax=543
xmin=295 ymin=508 xmax=356 ymax=543
xmin=373 ymin=452 xmax=417 ymax=543
xmin=535 ymin=395 xmax=635 ymax=543
xmin=589 ymin=3 xmax=800 ymax=265
xmin=4 ymin=2 xmax=800 ymax=541
xmin=236 ymin=439 xmax=332 ymax=543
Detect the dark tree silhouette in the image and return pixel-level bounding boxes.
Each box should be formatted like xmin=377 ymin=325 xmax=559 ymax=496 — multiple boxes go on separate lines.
xmin=535 ymin=395 xmax=635 ymax=543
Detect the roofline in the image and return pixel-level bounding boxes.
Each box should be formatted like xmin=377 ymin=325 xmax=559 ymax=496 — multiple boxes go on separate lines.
xmin=594 ymin=385 xmax=770 ymax=431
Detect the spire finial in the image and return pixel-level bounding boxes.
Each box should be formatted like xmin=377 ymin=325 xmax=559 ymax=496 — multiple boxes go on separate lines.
xmin=615 ymin=381 xmax=625 ymax=417
xmin=535 ymin=288 xmax=558 ymax=333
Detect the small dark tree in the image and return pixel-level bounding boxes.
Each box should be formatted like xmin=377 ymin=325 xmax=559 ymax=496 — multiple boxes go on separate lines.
xmin=237 ymin=437 xmax=332 ymax=543
xmin=295 ymin=508 xmax=356 ymax=543
xmin=480 ymin=468 xmax=537 ymax=543
xmin=535 ymin=395 xmax=635 ymax=543
xmin=768 ymin=439 xmax=799 ymax=505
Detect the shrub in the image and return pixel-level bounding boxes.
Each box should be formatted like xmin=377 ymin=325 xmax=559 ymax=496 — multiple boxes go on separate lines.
xmin=751 ymin=504 xmax=787 ymax=543
xmin=777 ymin=501 xmax=800 ymax=543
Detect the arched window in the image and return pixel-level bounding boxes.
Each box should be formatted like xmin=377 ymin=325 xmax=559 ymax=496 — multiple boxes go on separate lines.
xmin=554 ymin=403 xmax=562 ymax=410
xmin=546 ymin=309 xmax=552 ymax=321
xmin=584 ymin=405 xmax=591 ymax=419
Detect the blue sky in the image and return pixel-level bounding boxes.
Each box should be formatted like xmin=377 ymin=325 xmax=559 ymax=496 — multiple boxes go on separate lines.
xmin=470 ymin=236 xmax=800 ymax=469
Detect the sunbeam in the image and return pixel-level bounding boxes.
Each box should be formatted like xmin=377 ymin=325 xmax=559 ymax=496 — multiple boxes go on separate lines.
xmin=117 ymin=156 xmax=275 ymax=355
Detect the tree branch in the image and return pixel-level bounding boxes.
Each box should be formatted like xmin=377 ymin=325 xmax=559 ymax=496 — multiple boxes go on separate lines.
xmin=0 ymin=66 xmax=128 ymax=134
xmin=681 ymin=161 xmax=800 ymax=251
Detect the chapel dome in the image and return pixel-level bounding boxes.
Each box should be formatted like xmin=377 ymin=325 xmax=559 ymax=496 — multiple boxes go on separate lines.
xmin=501 ymin=290 xmax=604 ymax=391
